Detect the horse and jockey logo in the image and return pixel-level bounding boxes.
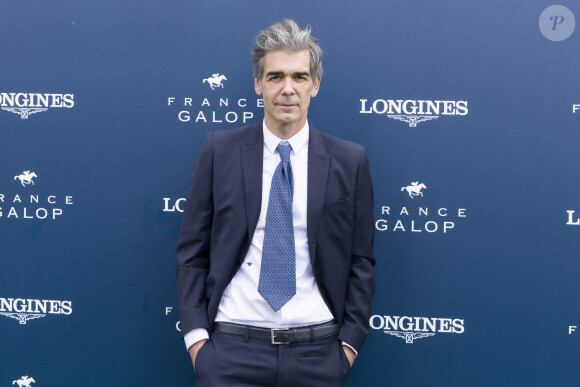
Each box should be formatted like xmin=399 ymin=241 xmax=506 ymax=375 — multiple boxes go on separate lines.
xmin=202 ymin=73 xmax=227 ymax=90
xmin=388 ymin=115 xmax=438 ymax=127
xmin=12 ymin=376 xmax=36 ymax=387
xmin=14 ymin=171 xmax=37 ymax=187
xmin=401 ymin=181 xmax=426 ymax=198
xmin=2 ymin=107 xmax=47 ymax=119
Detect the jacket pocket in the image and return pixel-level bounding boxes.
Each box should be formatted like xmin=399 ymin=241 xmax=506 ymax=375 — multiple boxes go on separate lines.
xmin=323 ymin=194 xmax=354 ymax=210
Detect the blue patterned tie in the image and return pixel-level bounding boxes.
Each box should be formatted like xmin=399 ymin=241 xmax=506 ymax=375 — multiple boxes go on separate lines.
xmin=258 ymin=143 xmax=296 ymax=311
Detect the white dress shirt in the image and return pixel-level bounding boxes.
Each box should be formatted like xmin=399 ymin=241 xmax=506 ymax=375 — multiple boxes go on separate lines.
xmin=184 ymin=120 xmax=335 ymax=349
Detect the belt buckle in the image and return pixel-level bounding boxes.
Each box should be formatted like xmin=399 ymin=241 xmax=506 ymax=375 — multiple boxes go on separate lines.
xmin=270 ymin=328 xmax=291 ymax=344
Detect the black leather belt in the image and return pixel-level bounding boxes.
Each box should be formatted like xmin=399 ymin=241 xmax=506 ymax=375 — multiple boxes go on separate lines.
xmin=212 ymin=321 xmax=340 ymax=344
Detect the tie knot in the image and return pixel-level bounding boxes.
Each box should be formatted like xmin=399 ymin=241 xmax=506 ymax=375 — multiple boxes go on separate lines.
xmin=277 ymin=143 xmax=292 ymax=163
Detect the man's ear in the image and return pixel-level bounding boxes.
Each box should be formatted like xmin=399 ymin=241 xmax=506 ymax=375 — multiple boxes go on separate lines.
xmin=254 ymin=77 xmax=262 ymax=96
xmin=310 ymin=76 xmax=321 ymax=98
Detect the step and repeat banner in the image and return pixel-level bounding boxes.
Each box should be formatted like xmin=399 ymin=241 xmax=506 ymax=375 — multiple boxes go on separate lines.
xmin=1 ymin=1 xmax=578 ymax=385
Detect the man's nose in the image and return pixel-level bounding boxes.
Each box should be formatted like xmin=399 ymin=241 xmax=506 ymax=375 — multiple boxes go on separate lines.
xmin=281 ymin=78 xmax=295 ymax=95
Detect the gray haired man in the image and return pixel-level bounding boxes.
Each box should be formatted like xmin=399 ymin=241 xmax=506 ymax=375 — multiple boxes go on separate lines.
xmin=177 ymin=19 xmax=375 ymax=386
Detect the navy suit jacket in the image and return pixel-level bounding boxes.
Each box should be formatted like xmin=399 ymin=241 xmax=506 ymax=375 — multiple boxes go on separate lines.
xmin=176 ymin=122 xmax=375 ymax=352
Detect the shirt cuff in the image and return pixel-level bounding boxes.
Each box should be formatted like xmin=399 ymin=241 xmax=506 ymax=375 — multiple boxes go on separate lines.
xmin=341 ymin=341 xmax=358 ymax=356
xmin=184 ymin=328 xmax=209 ymax=351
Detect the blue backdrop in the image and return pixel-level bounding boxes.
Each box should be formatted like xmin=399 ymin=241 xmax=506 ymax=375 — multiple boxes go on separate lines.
xmin=1 ymin=1 xmax=579 ymax=385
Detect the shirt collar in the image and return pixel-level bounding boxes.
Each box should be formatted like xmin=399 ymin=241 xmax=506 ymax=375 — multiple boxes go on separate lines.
xmin=262 ymin=120 xmax=309 ymax=155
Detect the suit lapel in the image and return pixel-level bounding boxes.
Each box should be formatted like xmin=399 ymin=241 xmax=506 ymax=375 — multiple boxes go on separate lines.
xmin=241 ymin=123 xmax=264 ymax=242
xmin=307 ymin=127 xmax=330 ymax=264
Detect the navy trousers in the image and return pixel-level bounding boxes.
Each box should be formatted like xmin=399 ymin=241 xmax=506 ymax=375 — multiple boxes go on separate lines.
xmin=194 ymin=332 xmax=352 ymax=387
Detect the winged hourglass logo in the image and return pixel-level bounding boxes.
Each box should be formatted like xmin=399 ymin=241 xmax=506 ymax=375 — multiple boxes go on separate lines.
xmin=2 ymin=107 xmax=47 ymax=119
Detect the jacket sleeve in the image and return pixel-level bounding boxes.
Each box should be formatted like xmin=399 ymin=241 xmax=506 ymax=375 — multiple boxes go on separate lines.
xmin=338 ymin=146 xmax=376 ymax=352
xmin=176 ymin=132 xmax=214 ymax=336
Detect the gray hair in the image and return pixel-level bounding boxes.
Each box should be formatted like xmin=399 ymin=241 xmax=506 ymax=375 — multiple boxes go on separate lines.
xmin=252 ymin=19 xmax=323 ymax=82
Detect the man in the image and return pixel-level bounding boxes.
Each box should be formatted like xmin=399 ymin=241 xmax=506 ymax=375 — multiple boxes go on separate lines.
xmin=177 ymin=19 xmax=375 ymax=387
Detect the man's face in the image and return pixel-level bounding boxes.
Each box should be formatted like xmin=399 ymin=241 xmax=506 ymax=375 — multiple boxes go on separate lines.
xmin=254 ymin=50 xmax=321 ymax=133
